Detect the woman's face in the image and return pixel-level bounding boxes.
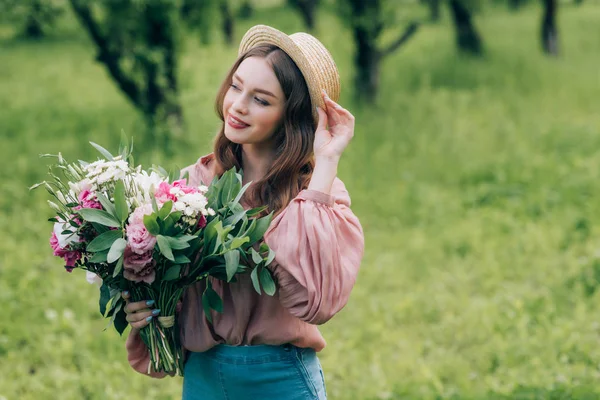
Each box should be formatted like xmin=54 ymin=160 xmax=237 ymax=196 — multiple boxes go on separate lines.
xmin=223 ymin=57 xmax=286 ymax=149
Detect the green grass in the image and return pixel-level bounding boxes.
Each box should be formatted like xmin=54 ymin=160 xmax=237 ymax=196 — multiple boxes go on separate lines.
xmin=2 ymin=3 xmax=600 ymax=399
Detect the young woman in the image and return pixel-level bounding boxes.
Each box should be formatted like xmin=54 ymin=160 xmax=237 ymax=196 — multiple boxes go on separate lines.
xmin=122 ymin=25 xmax=364 ymax=400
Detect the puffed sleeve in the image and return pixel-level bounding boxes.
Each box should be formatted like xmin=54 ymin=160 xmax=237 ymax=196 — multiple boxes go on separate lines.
xmin=264 ymin=178 xmax=365 ymax=325
xmin=125 ymin=330 xmax=169 ymax=378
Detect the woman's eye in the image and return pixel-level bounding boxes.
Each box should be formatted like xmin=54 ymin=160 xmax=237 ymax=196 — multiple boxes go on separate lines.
xmin=230 ymin=83 xmax=240 ymax=91
xmin=255 ymin=97 xmax=269 ymax=106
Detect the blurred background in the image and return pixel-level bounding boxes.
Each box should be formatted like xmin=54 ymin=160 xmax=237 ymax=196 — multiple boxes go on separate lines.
xmin=1 ymin=0 xmax=600 ymax=399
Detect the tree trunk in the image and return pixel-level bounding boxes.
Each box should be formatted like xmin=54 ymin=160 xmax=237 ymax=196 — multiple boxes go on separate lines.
xmin=238 ymin=0 xmax=253 ymax=19
xmin=219 ymin=0 xmax=234 ymax=45
xmin=448 ymin=0 xmax=483 ymax=55
xmin=290 ymin=0 xmax=319 ymax=31
xmin=509 ymin=0 xmax=523 ymax=10
xmin=541 ymin=0 xmax=559 ymax=55
xmin=353 ymin=25 xmax=380 ymax=102
xmin=428 ymin=0 xmax=440 ymax=22
xmin=23 ymin=1 xmax=44 ymax=38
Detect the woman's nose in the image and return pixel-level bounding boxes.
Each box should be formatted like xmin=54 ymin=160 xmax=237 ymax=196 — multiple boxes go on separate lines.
xmin=232 ymin=95 xmax=248 ymax=115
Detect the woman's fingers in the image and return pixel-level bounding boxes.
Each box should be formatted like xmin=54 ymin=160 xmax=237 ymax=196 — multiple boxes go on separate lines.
xmin=124 ymin=299 xmax=155 ymax=314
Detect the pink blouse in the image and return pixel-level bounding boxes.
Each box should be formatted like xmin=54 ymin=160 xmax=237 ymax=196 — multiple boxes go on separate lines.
xmin=125 ymin=153 xmax=365 ymax=377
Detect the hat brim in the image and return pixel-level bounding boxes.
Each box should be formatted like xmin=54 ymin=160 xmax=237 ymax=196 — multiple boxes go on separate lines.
xmin=238 ymin=25 xmax=329 ymax=125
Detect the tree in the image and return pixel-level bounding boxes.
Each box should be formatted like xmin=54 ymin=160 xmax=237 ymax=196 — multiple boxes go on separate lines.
xmin=288 ymin=0 xmax=320 ymax=31
xmin=0 ymin=0 xmax=63 ymax=39
xmin=338 ymin=0 xmax=419 ymax=101
xmin=69 ymin=0 xmax=183 ymax=150
xmin=426 ymin=0 xmax=441 ymax=22
xmin=181 ymin=0 xmax=235 ymax=46
xmin=541 ymin=0 xmax=558 ymax=55
xmin=448 ymin=0 xmax=483 ymax=55
xmin=219 ymin=0 xmax=234 ymax=45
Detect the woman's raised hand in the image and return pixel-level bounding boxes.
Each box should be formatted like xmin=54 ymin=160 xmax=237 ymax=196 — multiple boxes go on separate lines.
xmin=314 ymin=89 xmax=355 ymax=161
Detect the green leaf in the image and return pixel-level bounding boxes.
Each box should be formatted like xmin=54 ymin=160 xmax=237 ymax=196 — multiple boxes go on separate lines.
xmin=259 ymin=268 xmax=276 ymax=296
xmin=113 ymin=180 xmax=129 ymax=223
xmin=173 ymin=254 xmax=191 ymax=264
xmin=48 ymin=217 xmax=59 ymax=223
xmin=203 ymin=218 xmax=220 ymax=255
xmin=112 ymin=254 xmax=124 ymax=277
xmin=230 ymin=236 xmax=250 ymax=250
xmin=163 ymin=265 xmax=181 ymax=281
xmin=232 ymin=181 xmax=252 ymax=205
xmin=158 ymin=200 xmax=173 ymax=220
xmin=250 ymin=248 xmax=262 ymax=265
xmin=248 ymin=213 xmax=273 ymax=244
xmin=259 ymin=242 xmax=269 ymax=253
xmin=250 ymin=267 xmax=261 ymax=295
xmin=87 ymin=230 xmax=123 ymax=252
xmin=107 ymin=238 xmax=127 ymax=263
xmin=246 ymin=206 xmax=267 ymax=217
xmin=156 ymin=235 xmax=174 ymax=261
xmin=92 ymin=222 xmax=109 ymax=234
xmin=224 ymin=208 xmax=247 ymax=227
xmin=99 ymin=284 xmax=111 ymax=316
xmin=151 ymin=193 xmax=159 ymax=213
xmin=224 ymin=250 xmax=240 ymax=282
xmin=143 ymin=214 xmax=160 ymax=236
xmin=88 ymin=250 xmax=108 ymax=263
xmin=95 ymin=191 xmax=117 ymax=218
xmin=203 ymin=283 xmax=223 ymax=316
xmin=266 ymin=247 xmax=276 ymax=266
xmin=114 ymin=307 xmax=129 ymax=336
xmin=77 ymin=208 xmax=120 ymax=228
xmin=166 ymin=236 xmax=191 ymax=250
xmin=89 ymin=141 xmax=114 ymax=160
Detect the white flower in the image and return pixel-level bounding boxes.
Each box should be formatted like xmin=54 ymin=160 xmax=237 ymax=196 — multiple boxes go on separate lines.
xmin=53 ymin=220 xmax=79 ymax=249
xmin=84 ymin=157 xmax=131 ymax=188
xmin=86 ymin=271 xmax=103 ymax=287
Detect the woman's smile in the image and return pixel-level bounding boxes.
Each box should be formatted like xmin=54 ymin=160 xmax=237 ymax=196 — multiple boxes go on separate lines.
xmin=227 ymin=114 xmax=250 ymax=129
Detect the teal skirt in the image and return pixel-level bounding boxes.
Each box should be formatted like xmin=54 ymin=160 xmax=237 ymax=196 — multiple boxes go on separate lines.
xmin=182 ymin=344 xmax=327 ymax=400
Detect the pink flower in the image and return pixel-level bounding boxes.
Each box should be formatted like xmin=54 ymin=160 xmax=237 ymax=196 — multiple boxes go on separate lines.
xmin=172 ymin=179 xmax=198 ymax=195
xmin=129 ymin=204 xmax=153 ymax=225
xmin=126 ymin=222 xmax=157 ymax=254
xmin=197 ymin=214 xmax=207 ymax=229
xmin=123 ymin=247 xmax=155 ymax=284
xmin=50 ymin=232 xmax=81 ymax=272
xmin=155 ymin=182 xmax=177 ymax=204
xmin=73 ymin=189 xmax=102 ymax=211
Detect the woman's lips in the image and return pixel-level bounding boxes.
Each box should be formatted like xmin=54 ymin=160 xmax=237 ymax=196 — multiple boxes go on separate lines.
xmin=227 ymin=115 xmax=250 ymax=129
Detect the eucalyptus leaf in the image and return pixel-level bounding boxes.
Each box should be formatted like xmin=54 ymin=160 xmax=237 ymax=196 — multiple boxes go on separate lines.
xmin=248 ymin=213 xmax=273 ymax=244
xmin=158 ymin=200 xmax=173 ymax=220
xmin=89 ymin=141 xmax=114 ymax=160
xmin=107 ymin=238 xmax=127 ymax=263
xmin=250 ymin=248 xmax=262 ymax=265
xmin=224 ymin=250 xmax=240 ymax=282
xmin=89 ymin=251 xmax=109 ymax=263
xmin=250 ymin=267 xmax=261 ymax=295
xmin=77 ymin=208 xmax=120 ymax=228
xmin=112 ymin=254 xmax=124 ymax=277
xmin=99 ymin=284 xmax=110 ymax=316
xmin=87 ymin=230 xmax=123 ymax=252
xmin=259 ymin=268 xmax=276 ymax=296
xmin=163 ymin=265 xmax=181 ymax=280
xmin=156 ymin=235 xmax=174 ymax=261
xmin=95 ymin=191 xmax=117 ymax=217
xmin=113 ymin=180 xmax=129 ymax=223
xmin=143 ymin=214 xmax=160 ymax=236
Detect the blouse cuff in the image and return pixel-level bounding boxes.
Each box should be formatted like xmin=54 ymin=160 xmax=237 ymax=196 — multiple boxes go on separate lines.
xmin=297 ymin=189 xmax=335 ymax=207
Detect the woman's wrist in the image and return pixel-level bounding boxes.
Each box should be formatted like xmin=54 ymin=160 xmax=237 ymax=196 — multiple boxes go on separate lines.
xmin=308 ymin=156 xmax=339 ymax=194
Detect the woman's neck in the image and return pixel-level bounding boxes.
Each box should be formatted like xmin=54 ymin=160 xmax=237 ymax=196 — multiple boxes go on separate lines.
xmin=240 ymin=145 xmax=276 ymax=185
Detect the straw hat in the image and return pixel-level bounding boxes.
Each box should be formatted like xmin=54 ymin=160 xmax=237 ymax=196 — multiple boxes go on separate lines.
xmin=238 ymin=24 xmax=340 ymax=125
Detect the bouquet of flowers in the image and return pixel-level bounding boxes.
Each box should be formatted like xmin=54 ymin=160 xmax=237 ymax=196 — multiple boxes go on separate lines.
xmin=32 ymin=141 xmax=277 ymax=376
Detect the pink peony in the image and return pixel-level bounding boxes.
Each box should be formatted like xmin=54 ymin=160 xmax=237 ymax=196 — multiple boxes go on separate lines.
xmin=123 ymin=247 xmax=155 ymax=284
xmin=126 ymin=222 xmax=157 ymax=254
xmin=74 ymin=189 xmax=102 ymax=211
xmin=172 ymin=179 xmax=199 ymax=195
xmin=154 ymin=182 xmax=177 ymax=204
xmin=129 ymin=204 xmax=153 ymax=226
xmin=50 ymin=232 xmax=81 ymax=272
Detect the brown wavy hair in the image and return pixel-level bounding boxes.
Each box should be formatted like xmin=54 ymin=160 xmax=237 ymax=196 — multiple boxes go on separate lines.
xmin=212 ymin=44 xmax=315 ymax=216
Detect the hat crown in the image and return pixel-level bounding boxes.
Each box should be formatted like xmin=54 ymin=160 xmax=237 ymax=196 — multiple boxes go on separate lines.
xmin=239 ymin=25 xmax=340 ymax=125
